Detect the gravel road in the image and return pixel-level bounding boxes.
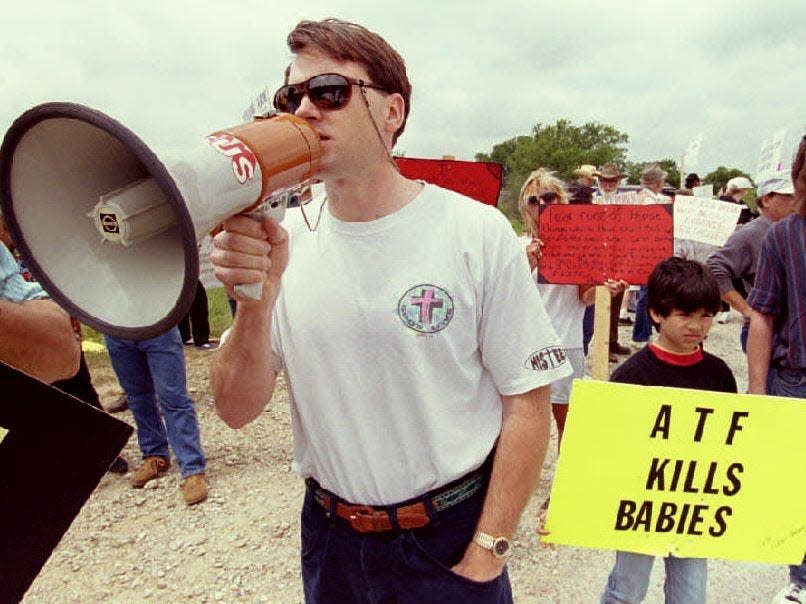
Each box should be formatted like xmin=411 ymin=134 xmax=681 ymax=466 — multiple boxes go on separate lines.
xmin=21 ymin=316 xmax=789 ymax=603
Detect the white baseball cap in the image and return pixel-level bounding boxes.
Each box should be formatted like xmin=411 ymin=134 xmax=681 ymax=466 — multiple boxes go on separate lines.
xmin=757 ymin=173 xmax=795 ymax=197
xmin=726 ymin=176 xmax=754 ymax=190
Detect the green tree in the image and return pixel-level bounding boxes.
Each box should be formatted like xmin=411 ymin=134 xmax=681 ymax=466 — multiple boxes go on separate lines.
xmin=624 ymin=159 xmax=681 ymax=188
xmin=703 ymin=166 xmax=753 ymax=196
xmin=476 ymin=119 xmax=630 ymax=218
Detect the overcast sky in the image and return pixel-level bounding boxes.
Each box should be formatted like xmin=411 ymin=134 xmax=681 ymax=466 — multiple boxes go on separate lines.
xmin=3 ymin=0 xmax=804 ymax=179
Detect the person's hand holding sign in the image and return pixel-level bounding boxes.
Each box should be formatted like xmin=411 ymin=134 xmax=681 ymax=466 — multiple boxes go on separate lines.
xmin=526 ymin=237 xmax=545 ymax=271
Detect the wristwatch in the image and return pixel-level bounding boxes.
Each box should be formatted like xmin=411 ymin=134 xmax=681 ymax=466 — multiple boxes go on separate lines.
xmin=472 ymin=531 xmax=511 ymax=558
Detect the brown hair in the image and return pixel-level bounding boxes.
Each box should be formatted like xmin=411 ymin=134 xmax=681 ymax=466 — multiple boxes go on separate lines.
xmin=518 ymin=168 xmax=569 ymax=237
xmin=793 ymin=134 xmax=806 ymax=217
xmin=286 ymin=19 xmax=412 ymax=145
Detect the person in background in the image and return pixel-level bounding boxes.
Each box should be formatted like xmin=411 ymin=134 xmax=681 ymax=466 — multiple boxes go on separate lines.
xmin=0 ymin=240 xmax=79 ymax=384
xmin=636 ymin=163 xmax=671 ymax=204
xmin=707 ymin=173 xmax=797 ymax=352
xmin=632 ymin=164 xmax=673 ymax=348
xmin=519 ymin=167 xmax=626 ymax=534
xmin=720 ymin=175 xmax=757 ymax=225
xmin=568 ymin=164 xmax=599 ymax=204
xmin=178 ymin=280 xmax=216 ymax=350
xmin=104 ymin=328 xmax=207 ymax=505
xmin=747 ymin=135 xmax=806 ymax=604
xmin=586 ymin=163 xmax=631 ymax=361
xmin=678 ymin=173 xmax=701 ymax=196
xmin=211 ymin=18 xmax=570 ymax=602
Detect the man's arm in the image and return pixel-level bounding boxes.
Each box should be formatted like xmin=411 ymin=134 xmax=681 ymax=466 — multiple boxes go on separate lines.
xmin=721 ymin=289 xmax=752 ymax=318
xmin=0 ymin=298 xmax=80 ymax=383
xmin=747 ymin=310 xmax=774 ymax=394
xmin=451 ymin=385 xmax=551 ymax=581
xmin=210 ymin=215 xmax=288 ymax=428
xmin=706 ymin=229 xmax=755 ymax=316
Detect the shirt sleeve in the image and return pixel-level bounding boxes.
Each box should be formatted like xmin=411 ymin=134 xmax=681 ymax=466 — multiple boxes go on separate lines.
xmin=0 ymin=244 xmax=48 ymax=302
xmin=706 ymin=231 xmax=753 ymax=295
xmin=747 ymin=230 xmax=783 ymax=315
xmin=478 ymin=212 xmax=572 ymax=395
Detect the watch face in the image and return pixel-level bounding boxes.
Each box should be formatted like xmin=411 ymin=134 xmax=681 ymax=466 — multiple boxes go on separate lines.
xmin=493 ymin=538 xmax=510 ymax=557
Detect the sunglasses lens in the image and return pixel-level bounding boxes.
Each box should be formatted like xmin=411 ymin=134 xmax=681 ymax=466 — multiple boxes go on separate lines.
xmin=308 ymin=74 xmax=352 ymax=110
xmin=527 ymin=195 xmax=539 ymax=205
xmin=273 ymin=85 xmax=302 ymax=113
xmin=541 ymin=192 xmax=558 ymax=203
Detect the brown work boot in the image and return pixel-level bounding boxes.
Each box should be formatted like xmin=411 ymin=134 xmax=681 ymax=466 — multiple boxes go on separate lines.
xmin=130 ymin=456 xmax=170 ymax=488
xmin=181 ymin=473 xmax=207 ymax=506
xmin=105 ymin=394 xmax=129 ymax=413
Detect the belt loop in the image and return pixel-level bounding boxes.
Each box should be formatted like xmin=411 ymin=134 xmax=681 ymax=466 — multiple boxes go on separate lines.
xmin=387 ymin=506 xmax=401 ymax=531
xmin=327 ymin=494 xmax=337 ymax=519
xmin=421 ymin=493 xmax=438 ymax=523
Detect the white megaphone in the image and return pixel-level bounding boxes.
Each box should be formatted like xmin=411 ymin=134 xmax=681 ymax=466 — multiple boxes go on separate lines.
xmin=0 ymin=102 xmax=321 ymax=340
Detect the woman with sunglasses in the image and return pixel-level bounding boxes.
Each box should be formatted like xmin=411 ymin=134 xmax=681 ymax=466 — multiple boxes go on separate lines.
xmin=518 ymin=168 xmax=627 ymax=536
xmin=211 ymin=19 xmax=572 ymax=604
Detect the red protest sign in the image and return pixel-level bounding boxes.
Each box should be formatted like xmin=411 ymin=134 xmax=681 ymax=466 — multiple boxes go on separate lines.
xmin=394 ymin=157 xmax=503 ymax=205
xmin=537 ymin=204 xmax=673 ymax=285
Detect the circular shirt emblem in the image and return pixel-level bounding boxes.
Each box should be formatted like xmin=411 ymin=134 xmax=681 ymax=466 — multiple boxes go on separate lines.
xmin=397 ymin=284 xmax=454 ymax=334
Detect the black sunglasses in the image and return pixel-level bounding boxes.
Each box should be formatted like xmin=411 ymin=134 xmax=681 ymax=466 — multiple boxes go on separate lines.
xmin=528 ymin=191 xmax=559 ymax=205
xmin=273 ymin=73 xmax=388 ymax=114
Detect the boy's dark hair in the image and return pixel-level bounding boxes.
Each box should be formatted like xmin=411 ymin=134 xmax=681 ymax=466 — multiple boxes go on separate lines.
xmin=647 ymin=257 xmax=721 ymax=328
xmin=285 ymin=18 xmax=412 ymax=145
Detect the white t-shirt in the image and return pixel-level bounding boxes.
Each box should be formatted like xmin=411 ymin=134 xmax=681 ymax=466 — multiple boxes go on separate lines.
xmin=271 ymin=184 xmax=571 ymax=505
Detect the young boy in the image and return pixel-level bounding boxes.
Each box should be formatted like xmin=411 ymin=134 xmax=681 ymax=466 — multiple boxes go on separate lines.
xmin=600 ymin=257 xmax=737 ymax=604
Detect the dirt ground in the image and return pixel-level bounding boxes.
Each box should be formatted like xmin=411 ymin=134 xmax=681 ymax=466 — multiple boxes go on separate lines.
xmin=21 ymin=313 xmax=790 ymax=603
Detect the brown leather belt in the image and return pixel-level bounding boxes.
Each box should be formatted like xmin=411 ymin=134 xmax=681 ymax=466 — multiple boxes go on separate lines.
xmin=309 ymin=468 xmax=486 ymax=533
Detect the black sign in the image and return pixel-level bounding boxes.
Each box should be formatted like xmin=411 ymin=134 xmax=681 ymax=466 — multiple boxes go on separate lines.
xmin=0 ymin=362 xmax=132 ymax=603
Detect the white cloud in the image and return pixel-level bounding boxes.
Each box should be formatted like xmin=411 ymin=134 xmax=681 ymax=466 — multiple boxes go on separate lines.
xmin=2 ymin=0 xmax=804 ymax=177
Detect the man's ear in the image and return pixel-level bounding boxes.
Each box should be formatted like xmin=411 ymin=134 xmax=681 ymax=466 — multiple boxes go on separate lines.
xmin=382 ymin=92 xmax=406 ymax=137
xmin=648 ymin=308 xmax=663 ymax=324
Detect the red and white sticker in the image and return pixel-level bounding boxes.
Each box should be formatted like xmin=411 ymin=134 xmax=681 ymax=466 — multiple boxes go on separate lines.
xmin=206 ymin=133 xmax=257 ymax=184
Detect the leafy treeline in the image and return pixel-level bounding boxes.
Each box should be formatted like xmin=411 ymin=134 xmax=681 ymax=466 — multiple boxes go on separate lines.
xmin=475 ymin=119 xmax=750 ymax=217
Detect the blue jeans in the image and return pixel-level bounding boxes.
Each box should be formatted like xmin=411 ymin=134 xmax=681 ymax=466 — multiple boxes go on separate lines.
xmin=601 ymin=551 xmax=706 ymax=604
xmin=300 ymin=481 xmax=512 ymax=603
xmin=769 ymin=366 xmax=806 ymax=586
xmin=583 ymin=305 xmax=594 ymax=356
xmin=632 ymin=286 xmax=652 ymax=343
xmin=104 ymin=329 xmax=205 ymax=478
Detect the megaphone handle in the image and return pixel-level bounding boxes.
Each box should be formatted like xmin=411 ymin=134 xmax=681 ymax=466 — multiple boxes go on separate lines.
xmin=234 ymin=282 xmax=263 ymax=300
xmin=232 ymin=194 xmax=288 ymax=301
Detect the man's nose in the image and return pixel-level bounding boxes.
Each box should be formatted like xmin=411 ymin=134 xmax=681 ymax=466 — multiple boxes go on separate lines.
xmin=294 ymin=94 xmax=321 ymax=120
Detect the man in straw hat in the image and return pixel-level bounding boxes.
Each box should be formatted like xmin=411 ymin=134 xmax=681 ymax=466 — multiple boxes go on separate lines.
xmin=595 ymin=162 xmax=627 ymax=203
xmin=569 ymin=164 xmax=600 ymax=204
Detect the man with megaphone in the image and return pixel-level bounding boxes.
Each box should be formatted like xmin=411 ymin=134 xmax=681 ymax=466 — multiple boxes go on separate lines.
xmin=211 ymin=18 xmax=571 ymax=604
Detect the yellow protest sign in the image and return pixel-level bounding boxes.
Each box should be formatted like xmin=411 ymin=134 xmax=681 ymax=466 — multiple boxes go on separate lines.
xmin=542 ymin=380 xmax=806 ymax=564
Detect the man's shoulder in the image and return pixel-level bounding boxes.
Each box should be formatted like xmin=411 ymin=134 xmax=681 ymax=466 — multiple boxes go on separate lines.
xmin=420 ymin=184 xmax=512 ymax=234
xmin=772 ymin=213 xmax=806 ymax=234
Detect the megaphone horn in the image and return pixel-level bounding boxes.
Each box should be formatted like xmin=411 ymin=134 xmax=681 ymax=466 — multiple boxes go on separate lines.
xmin=0 ymin=102 xmax=320 ymax=340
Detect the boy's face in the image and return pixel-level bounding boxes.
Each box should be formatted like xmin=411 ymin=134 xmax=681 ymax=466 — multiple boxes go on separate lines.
xmin=649 ymin=307 xmax=714 ymax=353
